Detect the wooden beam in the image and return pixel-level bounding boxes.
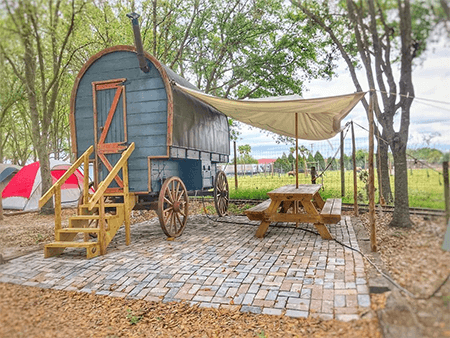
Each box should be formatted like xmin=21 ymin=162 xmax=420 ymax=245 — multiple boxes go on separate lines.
xmin=295 ymin=113 xmax=299 ymax=189
xmin=368 ymin=92 xmax=377 ymax=252
xmin=234 ymin=141 xmax=238 ymax=189
xmin=351 ymin=122 xmax=359 ymax=216
xmin=444 ymin=161 xmax=449 ymax=224
xmin=340 ymin=131 xmax=345 ymax=197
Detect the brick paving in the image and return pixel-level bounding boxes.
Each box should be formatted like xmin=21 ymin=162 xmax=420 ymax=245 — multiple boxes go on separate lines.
xmin=0 ymin=215 xmax=370 ymax=320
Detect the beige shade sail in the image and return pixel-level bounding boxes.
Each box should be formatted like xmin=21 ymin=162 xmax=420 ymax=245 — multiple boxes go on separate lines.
xmin=175 ymin=84 xmax=366 ymax=140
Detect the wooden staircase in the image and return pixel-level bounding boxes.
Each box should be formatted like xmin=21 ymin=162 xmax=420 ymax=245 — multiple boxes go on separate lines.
xmin=44 ymin=194 xmax=136 ymax=259
xmin=39 ymin=143 xmax=136 ymax=259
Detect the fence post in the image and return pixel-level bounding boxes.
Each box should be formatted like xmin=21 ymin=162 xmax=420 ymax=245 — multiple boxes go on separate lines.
xmin=340 ymin=131 xmax=345 ymax=197
xmin=234 ymin=141 xmax=238 ymax=189
xmin=444 ymin=161 xmax=449 ymax=224
xmin=368 ymin=92 xmax=377 ymax=252
xmin=351 ymin=122 xmax=358 ymax=216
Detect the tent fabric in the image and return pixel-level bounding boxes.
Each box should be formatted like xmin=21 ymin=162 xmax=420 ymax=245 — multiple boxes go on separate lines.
xmin=175 ymin=84 xmax=366 ymax=141
xmin=2 ymin=160 xmax=87 ymax=211
xmin=0 ymin=166 xmax=21 ymax=185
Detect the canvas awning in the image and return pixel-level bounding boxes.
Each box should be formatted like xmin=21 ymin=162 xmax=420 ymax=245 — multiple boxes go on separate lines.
xmin=175 ymin=84 xmax=366 ymax=140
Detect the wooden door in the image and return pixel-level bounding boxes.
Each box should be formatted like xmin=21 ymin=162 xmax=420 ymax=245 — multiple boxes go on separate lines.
xmin=92 ymin=78 xmax=128 ymax=192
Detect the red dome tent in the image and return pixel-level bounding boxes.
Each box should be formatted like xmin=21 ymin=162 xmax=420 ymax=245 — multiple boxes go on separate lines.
xmin=2 ymin=160 xmax=88 ymax=211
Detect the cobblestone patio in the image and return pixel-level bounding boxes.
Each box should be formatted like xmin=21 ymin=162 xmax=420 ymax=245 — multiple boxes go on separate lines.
xmin=0 ymin=215 xmax=370 ymax=320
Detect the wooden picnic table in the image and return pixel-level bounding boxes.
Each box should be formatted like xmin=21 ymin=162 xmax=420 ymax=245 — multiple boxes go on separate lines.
xmin=245 ymin=184 xmax=342 ymax=239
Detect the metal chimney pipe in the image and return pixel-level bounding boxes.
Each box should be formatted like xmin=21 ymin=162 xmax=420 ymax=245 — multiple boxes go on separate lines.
xmin=126 ymin=12 xmax=150 ymax=73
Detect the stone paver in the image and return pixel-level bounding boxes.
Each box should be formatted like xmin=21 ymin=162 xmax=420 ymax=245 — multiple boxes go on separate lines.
xmin=0 ymin=215 xmax=370 ymax=319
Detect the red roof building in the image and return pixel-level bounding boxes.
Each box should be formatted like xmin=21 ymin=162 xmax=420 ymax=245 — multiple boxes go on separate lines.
xmin=258 ymin=159 xmax=276 ymax=164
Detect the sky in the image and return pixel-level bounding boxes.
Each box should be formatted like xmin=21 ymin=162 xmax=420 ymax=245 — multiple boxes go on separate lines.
xmin=233 ymin=37 xmax=450 ymax=160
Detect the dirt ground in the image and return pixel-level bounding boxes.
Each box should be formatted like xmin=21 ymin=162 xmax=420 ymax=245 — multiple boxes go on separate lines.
xmin=358 ymin=212 xmax=450 ymax=338
xmin=0 ymin=202 xmax=449 ymax=337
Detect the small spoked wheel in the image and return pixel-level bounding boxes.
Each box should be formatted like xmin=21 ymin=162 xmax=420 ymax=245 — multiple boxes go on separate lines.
xmin=214 ymin=170 xmax=229 ymax=217
xmin=157 ymin=176 xmax=189 ymax=237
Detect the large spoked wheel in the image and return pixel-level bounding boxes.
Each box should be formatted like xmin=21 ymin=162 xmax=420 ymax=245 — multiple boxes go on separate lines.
xmin=214 ymin=170 xmax=229 ymax=217
xmin=157 ymin=176 xmax=189 ymax=237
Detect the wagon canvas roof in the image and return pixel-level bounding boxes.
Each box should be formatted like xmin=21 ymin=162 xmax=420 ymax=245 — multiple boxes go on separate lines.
xmin=175 ymin=84 xmax=366 ymax=141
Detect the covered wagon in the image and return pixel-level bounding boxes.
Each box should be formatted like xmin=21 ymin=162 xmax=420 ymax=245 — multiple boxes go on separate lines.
xmin=40 ymin=13 xmax=230 ymax=258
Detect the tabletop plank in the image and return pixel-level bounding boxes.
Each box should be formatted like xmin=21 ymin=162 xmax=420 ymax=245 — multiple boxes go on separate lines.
xmin=268 ymin=184 xmax=322 ymax=197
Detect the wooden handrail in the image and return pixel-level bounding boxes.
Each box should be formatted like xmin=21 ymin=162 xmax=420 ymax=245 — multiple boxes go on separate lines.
xmin=87 ymin=142 xmax=135 ymax=211
xmin=39 ymin=146 xmax=94 ymax=208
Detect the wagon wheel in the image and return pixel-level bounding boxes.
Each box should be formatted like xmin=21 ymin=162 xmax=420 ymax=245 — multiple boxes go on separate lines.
xmin=157 ymin=176 xmax=189 ymax=237
xmin=214 ymin=170 xmax=229 ymax=217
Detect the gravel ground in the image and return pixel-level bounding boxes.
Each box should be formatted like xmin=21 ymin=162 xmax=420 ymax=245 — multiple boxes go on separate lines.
xmin=1 ymin=201 xmax=449 ymax=337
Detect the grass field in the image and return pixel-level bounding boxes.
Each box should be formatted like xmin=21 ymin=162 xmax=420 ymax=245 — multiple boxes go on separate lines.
xmin=227 ymin=168 xmax=445 ymax=210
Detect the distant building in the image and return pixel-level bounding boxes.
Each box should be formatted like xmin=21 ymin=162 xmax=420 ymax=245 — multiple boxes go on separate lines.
xmin=257 ymin=159 xmax=276 ymax=165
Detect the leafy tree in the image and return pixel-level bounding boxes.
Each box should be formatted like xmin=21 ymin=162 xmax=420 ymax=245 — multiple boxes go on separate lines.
xmin=314 ymin=151 xmax=326 ymax=171
xmin=0 ymin=0 xmax=86 ymax=213
xmin=292 ymin=0 xmax=449 ymax=227
xmin=274 ymin=152 xmax=292 ymax=173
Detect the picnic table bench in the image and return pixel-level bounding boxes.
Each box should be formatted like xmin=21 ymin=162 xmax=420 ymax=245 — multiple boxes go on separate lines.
xmin=245 ymin=184 xmax=342 ymax=239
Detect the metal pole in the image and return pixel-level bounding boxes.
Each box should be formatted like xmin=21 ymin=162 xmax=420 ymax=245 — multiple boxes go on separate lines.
xmin=234 ymin=141 xmax=238 ymax=189
xmin=340 ymin=131 xmax=345 ymax=197
xmin=444 ymin=161 xmax=449 ymax=224
xmin=368 ymin=92 xmax=377 ymax=252
xmin=351 ymin=122 xmax=359 ymax=216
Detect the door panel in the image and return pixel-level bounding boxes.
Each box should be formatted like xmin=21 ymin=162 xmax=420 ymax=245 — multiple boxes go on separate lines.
xmin=92 ymin=78 xmax=127 ymax=191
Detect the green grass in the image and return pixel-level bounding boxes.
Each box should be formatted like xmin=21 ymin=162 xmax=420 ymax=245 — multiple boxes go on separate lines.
xmin=227 ymin=168 xmax=445 ymax=210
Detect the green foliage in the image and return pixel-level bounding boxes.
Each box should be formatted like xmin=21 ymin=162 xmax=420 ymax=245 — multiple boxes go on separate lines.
xmin=236 ymin=144 xmax=258 ymax=164
xmin=407 ymin=147 xmax=444 ymax=164
xmin=126 ymin=309 xmax=142 ymax=325
xmin=229 ymin=168 xmax=445 ymax=209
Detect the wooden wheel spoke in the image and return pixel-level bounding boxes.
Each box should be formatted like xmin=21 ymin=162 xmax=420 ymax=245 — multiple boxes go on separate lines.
xmin=176 ymin=212 xmax=184 ymax=228
xmin=164 ymin=208 xmax=173 ymax=224
xmin=167 ymin=184 xmax=175 ymax=202
xmin=178 ymin=189 xmax=185 ymax=201
xmin=174 ymin=182 xmax=180 ymax=201
xmin=164 ymin=196 xmax=173 ymax=206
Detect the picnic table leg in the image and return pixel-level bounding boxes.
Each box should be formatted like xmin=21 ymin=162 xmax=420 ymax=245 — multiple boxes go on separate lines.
xmin=301 ymin=197 xmax=333 ymax=240
xmin=255 ymin=199 xmax=281 ymax=238
xmin=312 ymin=192 xmax=325 ymax=210
xmin=313 ymin=223 xmax=333 ymax=240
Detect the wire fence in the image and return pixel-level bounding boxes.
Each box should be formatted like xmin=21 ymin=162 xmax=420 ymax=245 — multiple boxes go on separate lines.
xmin=221 ymin=123 xmax=450 ymax=210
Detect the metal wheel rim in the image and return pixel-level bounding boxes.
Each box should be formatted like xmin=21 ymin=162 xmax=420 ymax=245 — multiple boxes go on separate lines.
xmin=157 ymin=176 xmax=189 ymax=237
xmin=214 ymin=170 xmax=229 ymax=217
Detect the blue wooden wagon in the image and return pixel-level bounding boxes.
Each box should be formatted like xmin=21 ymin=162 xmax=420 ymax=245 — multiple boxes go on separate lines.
xmin=39 ymin=13 xmax=230 ymax=258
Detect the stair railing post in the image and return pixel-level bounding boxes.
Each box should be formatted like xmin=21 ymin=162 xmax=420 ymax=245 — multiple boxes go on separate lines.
xmin=55 ymin=189 xmax=62 ymax=241
xmin=123 ymin=161 xmax=131 ymax=246
xmin=99 ymin=196 xmax=107 ymax=255
xmin=83 ymin=153 xmax=90 ymax=205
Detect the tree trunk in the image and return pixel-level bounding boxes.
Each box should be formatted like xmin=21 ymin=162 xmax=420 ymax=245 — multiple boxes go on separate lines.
xmin=37 ymin=143 xmax=54 ymax=214
xmin=389 ymin=145 xmax=412 ymax=228
xmin=377 ymin=135 xmax=393 ymax=203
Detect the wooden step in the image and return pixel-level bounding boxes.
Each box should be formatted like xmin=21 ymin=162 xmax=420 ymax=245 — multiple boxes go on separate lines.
xmin=78 ymin=203 xmax=124 ymax=210
xmin=45 ymin=241 xmax=97 ymax=248
xmin=58 ymin=228 xmax=100 ymax=234
xmin=70 ymin=214 xmax=119 ymax=221
xmin=44 ymin=241 xmax=100 ymax=259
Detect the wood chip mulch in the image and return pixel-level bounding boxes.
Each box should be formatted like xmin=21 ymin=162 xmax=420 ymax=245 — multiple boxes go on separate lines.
xmin=0 ymin=283 xmax=380 ymax=338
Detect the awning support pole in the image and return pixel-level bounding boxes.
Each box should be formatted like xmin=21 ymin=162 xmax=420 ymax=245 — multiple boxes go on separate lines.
xmin=295 ymin=113 xmax=299 ymax=189
xmin=368 ymin=91 xmax=377 ymax=252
